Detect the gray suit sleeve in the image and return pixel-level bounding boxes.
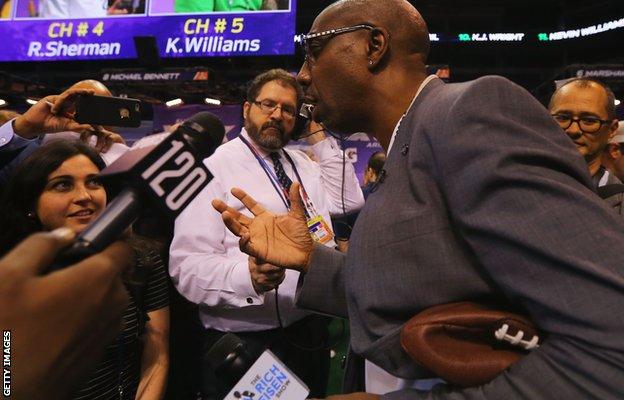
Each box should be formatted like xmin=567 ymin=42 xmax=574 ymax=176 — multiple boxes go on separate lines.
xmin=384 ymin=76 xmax=624 ymax=399
xmin=295 ymin=244 xmax=349 ymax=318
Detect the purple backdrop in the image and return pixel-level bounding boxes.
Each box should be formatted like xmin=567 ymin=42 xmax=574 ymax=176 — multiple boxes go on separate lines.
xmin=343 ymin=133 xmax=383 ymax=184
xmin=150 ymin=104 xmax=382 ymax=184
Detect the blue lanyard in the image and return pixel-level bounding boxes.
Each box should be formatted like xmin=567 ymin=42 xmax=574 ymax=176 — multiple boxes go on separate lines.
xmin=239 ymin=135 xmax=315 ymax=219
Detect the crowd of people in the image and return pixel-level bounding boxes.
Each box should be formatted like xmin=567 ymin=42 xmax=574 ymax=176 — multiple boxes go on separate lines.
xmin=1 ymin=0 xmax=623 ymax=399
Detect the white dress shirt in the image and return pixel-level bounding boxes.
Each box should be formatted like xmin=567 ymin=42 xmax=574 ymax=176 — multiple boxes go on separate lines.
xmin=169 ymin=129 xmax=365 ymax=332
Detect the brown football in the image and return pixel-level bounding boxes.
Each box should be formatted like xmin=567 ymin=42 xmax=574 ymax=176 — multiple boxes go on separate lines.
xmin=400 ymin=302 xmax=541 ymax=387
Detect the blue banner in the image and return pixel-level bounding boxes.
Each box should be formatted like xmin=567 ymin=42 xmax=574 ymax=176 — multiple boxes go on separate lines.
xmin=151 ymin=104 xmax=384 ymax=185
xmin=0 ymin=0 xmax=296 ymax=61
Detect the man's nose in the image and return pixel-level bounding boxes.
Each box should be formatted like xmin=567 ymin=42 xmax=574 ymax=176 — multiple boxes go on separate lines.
xmin=269 ymin=106 xmax=284 ymax=120
xmin=565 ymin=121 xmax=583 ymax=139
xmin=296 ymin=60 xmax=311 ymax=86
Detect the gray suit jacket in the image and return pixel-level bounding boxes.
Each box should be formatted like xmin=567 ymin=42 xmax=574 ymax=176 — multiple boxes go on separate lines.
xmin=296 ymin=76 xmax=624 ymax=398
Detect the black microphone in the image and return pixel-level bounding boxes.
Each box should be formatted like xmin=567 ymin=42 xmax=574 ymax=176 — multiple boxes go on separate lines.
xmin=206 ymin=333 xmax=309 ymax=400
xmin=170 ymin=111 xmax=227 ymax=159
xmin=56 ymin=112 xmax=225 ymax=265
xmin=299 ymin=103 xmax=314 ymax=120
xmin=207 ymin=334 xmax=260 ymax=393
xmin=290 ymin=103 xmax=315 ymax=141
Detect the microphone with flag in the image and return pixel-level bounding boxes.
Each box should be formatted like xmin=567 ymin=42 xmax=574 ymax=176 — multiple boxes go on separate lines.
xmin=206 ymin=333 xmax=310 ymax=400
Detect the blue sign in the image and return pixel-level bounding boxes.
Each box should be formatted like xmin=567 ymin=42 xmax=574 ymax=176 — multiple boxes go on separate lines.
xmin=224 ymin=350 xmax=308 ymax=400
xmin=0 ymin=0 xmax=296 ymax=61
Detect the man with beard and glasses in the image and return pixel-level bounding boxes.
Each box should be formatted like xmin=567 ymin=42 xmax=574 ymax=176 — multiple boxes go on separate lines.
xmin=169 ymin=68 xmax=364 ymax=399
xmin=211 ymin=1 xmax=624 ymax=399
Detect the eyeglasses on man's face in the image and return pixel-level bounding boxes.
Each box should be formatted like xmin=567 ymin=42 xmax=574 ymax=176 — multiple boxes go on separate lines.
xmin=252 ymin=99 xmax=297 ymax=119
xmin=551 ymin=114 xmax=612 ymax=134
xmin=295 ymin=24 xmax=375 ymax=66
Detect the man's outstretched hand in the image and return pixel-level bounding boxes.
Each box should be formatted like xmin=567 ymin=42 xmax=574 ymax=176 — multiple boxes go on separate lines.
xmin=212 ymin=182 xmax=314 ymax=272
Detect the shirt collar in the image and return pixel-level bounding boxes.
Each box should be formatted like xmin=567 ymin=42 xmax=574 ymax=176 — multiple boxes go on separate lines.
xmin=594 ymin=166 xmax=610 ymax=188
xmin=387 ymin=75 xmax=439 ymax=155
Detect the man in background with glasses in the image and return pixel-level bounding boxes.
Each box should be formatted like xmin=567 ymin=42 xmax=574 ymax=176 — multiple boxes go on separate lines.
xmin=603 ymin=124 xmax=624 ymax=183
xmin=169 ymin=68 xmax=364 ymax=399
xmin=549 ymin=78 xmax=620 ymax=188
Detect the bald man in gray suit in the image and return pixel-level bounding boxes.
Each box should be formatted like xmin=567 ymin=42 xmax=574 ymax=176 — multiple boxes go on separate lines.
xmin=212 ymin=0 xmax=624 ymax=398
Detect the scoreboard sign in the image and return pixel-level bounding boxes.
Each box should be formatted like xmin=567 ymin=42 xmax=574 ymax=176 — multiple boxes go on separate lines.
xmin=0 ymin=0 xmax=296 ymax=61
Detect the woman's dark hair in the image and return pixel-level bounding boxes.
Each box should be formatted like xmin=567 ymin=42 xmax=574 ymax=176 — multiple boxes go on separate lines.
xmin=0 ymin=139 xmax=106 ymax=255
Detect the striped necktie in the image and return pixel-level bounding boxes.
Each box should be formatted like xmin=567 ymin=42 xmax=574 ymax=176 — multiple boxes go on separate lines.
xmin=269 ymin=152 xmax=293 ymax=192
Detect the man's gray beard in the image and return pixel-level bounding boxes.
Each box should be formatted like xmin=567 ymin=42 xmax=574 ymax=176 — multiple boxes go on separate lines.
xmin=246 ymin=123 xmax=288 ymax=151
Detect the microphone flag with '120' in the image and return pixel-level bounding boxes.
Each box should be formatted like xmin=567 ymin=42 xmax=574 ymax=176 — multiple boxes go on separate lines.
xmin=206 ymin=333 xmax=309 ymax=400
xmin=56 ymin=112 xmax=225 ymax=265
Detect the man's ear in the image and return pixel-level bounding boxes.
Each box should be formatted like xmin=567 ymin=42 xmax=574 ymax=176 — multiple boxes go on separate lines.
xmin=606 ymin=120 xmax=619 ymax=145
xmin=367 ymin=27 xmax=390 ymax=70
xmin=606 ymin=143 xmax=621 ymax=160
xmin=609 ymin=119 xmax=619 ymax=136
xmin=243 ymin=102 xmax=251 ymax=121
